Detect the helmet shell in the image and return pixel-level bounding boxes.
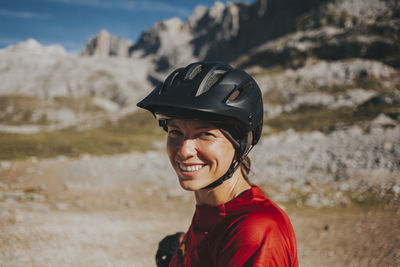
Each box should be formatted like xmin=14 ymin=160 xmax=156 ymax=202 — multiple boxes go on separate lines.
xmin=137 ymin=62 xmax=263 ymax=145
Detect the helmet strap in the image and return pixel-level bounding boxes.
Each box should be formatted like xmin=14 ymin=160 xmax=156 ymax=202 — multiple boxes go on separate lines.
xmin=201 ymin=145 xmax=254 ymax=190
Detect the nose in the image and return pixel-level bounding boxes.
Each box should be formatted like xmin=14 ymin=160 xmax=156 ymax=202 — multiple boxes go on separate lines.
xmin=178 ymin=138 xmax=197 ymax=159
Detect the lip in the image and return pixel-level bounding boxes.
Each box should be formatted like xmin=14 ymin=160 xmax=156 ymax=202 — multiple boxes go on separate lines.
xmin=176 ymin=162 xmax=206 ymax=177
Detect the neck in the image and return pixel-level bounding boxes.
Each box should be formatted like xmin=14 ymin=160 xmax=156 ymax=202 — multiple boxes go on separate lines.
xmin=195 ymin=170 xmax=251 ymax=206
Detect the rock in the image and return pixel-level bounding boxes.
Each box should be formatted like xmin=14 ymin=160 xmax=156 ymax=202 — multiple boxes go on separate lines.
xmin=55 ymin=202 xmax=68 ymax=211
xmin=120 ymin=199 xmax=135 ymax=207
xmin=0 ymin=209 xmax=13 ymax=222
xmin=392 ymin=185 xmax=400 ymax=195
xmin=92 ymin=97 xmax=120 ymax=112
xmin=81 ymin=30 xmax=133 ymax=57
xmin=39 ymin=184 xmax=46 ymax=191
xmin=370 ymin=113 xmax=398 ymax=128
xmin=0 ymin=161 xmax=11 ymax=171
xmin=74 ymin=200 xmax=84 ymax=207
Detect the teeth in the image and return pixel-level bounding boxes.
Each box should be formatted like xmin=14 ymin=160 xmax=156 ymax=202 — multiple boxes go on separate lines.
xmin=179 ymin=163 xmax=203 ymax=172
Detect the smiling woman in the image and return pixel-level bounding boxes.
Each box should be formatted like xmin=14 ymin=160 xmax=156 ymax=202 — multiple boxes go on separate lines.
xmin=166 ymin=119 xmax=237 ymax=197
xmin=137 ymin=62 xmax=298 ymax=267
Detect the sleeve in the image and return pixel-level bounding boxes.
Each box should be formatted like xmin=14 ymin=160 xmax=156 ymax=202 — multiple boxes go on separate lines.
xmin=215 ymin=212 xmax=298 ymax=267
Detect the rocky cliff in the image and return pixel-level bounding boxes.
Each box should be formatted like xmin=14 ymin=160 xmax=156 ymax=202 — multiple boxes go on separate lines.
xmin=129 ymin=0 xmax=332 ymax=71
xmin=235 ymin=0 xmax=400 ymax=69
xmin=81 ymin=30 xmax=133 ymax=57
xmin=104 ymin=0 xmax=396 ymax=88
xmin=79 ymin=0 xmax=400 ymax=82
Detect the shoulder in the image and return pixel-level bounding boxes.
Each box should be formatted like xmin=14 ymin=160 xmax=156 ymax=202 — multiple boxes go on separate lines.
xmin=241 ymin=191 xmax=292 ymax=227
xmin=220 ymin=186 xmax=296 ymax=246
xmin=216 ymin=203 xmax=298 ymax=266
xmin=238 ymin=205 xmax=291 ymax=240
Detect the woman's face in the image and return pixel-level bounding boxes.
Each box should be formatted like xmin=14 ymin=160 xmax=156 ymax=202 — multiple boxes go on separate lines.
xmin=166 ymin=119 xmax=236 ymax=191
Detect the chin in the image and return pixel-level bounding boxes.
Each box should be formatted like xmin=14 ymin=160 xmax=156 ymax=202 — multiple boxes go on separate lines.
xmin=178 ymin=179 xmax=205 ymax=192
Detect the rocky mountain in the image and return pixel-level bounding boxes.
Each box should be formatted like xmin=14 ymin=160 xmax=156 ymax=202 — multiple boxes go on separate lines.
xmin=79 ymin=0 xmax=335 ymax=80
xmin=118 ymin=0 xmax=400 ymax=124
xmin=1 ymin=0 xmax=399 ymax=131
xmin=1 ymin=0 xmax=399 ymax=129
xmin=75 ymin=0 xmax=397 ymax=92
xmin=0 ymin=39 xmax=153 ymax=132
xmin=130 ymin=17 xmax=195 ymax=75
xmin=129 ymin=0 xmax=331 ymax=73
xmin=0 ymin=39 xmax=150 ymax=104
xmin=81 ymin=30 xmax=133 ymax=57
xmin=124 ymin=0 xmax=398 ymax=74
xmin=235 ymin=0 xmax=400 ymax=69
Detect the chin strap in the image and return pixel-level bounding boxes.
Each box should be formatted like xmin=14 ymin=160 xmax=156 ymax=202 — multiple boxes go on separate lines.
xmin=202 ymin=145 xmax=254 ymax=190
xmin=202 ymin=159 xmax=242 ymax=190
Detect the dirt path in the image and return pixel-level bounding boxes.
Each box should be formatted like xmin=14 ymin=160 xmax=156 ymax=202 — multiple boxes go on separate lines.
xmin=1 ymin=155 xmax=399 ymax=266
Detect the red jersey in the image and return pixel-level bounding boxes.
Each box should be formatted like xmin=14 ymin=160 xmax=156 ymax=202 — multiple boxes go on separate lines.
xmin=169 ymin=186 xmax=298 ymax=267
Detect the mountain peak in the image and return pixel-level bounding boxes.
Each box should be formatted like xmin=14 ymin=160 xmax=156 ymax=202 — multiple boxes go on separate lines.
xmin=209 ymin=1 xmax=226 ymax=22
xmin=188 ymin=5 xmax=208 ymax=27
xmin=81 ymin=29 xmax=133 ymax=57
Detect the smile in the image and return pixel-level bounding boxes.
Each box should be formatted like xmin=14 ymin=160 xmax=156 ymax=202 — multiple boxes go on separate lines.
xmin=178 ymin=163 xmax=205 ymax=172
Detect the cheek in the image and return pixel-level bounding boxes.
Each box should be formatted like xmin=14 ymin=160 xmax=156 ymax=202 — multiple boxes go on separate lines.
xmin=204 ymin=140 xmax=236 ymax=166
xmin=166 ymin=138 xmax=176 ymax=161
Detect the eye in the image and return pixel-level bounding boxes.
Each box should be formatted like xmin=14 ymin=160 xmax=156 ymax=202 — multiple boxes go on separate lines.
xmin=198 ymin=131 xmax=216 ymax=139
xmin=168 ymin=129 xmax=182 ymax=137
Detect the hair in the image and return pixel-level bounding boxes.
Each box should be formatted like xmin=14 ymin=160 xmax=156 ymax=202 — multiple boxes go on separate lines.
xmin=240 ymin=155 xmax=253 ymax=186
xmin=218 ymin=125 xmax=253 ymax=185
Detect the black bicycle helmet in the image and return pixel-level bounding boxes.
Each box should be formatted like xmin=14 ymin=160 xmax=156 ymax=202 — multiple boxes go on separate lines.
xmin=137 ymin=61 xmax=263 ymax=189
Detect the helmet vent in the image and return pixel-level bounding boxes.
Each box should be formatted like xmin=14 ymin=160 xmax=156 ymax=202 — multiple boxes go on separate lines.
xmin=159 ymin=69 xmax=182 ymax=95
xmin=169 ymin=71 xmax=181 ymax=87
xmin=196 ymin=70 xmax=226 ymax=96
xmin=185 ymin=64 xmax=202 ymax=80
xmin=228 ymin=89 xmax=240 ymax=101
xmin=227 ymin=81 xmax=253 ymax=101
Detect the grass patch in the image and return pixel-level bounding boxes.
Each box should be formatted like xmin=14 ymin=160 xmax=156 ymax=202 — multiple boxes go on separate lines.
xmin=0 ymin=95 xmax=45 ymax=125
xmin=0 ymin=110 xmax=165 ymax=160
xmin=53 ymin=96 xmax=104 ymax=113
xmin=265 ymin=101 xmax=400 ymax=134
xmin=347 ymin=191 xmax=400 ymax=211
xmin=0 ymin=95 xmax=106 ymax=125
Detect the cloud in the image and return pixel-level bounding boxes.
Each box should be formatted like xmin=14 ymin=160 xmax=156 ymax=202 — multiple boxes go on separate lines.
xmin=138 ymin=2 xmax=190 ymax=16
xmin=47 ymin=0 xmax=190 ymax=16
xmin=50 ymin=0 xmax=117 ymax=9
xmin=0 ymin=9 xmax=50 ymax=19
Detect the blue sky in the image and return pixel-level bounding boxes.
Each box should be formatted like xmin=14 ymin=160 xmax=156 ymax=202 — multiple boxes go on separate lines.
xmin=0 ymin=0 xmax=253 ymax=54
